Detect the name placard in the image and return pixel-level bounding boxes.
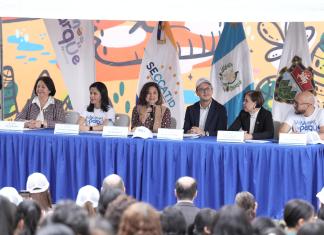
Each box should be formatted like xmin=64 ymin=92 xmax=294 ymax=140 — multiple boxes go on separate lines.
xmin=102 ymin=126 xmax=128 ymax=138
xmin=217 ymin=131 xmax=244 ymax=143
xmin=54 ymin=124 xmax=79 ymax=135
xmin=157 ymin=128 xmax=184 ymax=140
xmin=0 ymin=121 xmax=24 ymax=131
xmin=279 ymin=133 xmax=307 ymax=145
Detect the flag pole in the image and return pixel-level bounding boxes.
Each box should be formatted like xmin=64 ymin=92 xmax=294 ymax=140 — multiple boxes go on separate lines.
xmin=0 ymin=17 xmax=3 ymax=120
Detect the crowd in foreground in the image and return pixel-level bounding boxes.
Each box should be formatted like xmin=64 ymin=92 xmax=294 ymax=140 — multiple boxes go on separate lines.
xmin=1 ymin=173 xmax=324 ymax=235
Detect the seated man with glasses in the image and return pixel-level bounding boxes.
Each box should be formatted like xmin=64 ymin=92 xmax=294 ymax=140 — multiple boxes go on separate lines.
xmin=183 ymin=78 xmax=227 ymax=136
xmin=279 ymin=91 xmax=324 ymax=139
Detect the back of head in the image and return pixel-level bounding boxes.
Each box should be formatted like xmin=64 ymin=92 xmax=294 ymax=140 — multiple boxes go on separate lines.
xmin=175 ymin=177 xmax=197 ymax=201
xmin=160 ymin=206 xmax=186 ymax=235
xmin=235 ymin=191 xmax=256 ymax=220
xmin=30 ymin=191 xmax=52 ymax=212
xmin=98 ymin=188 xmax=124 ymax=216
xmin=118 ymin=202 xmax=161 ymax=235
xmin=76 ymin=185 xmax=100 ymax=216
xmin=0 ymin=195 xmax=16 ymax=235
xmin=262 ymin=227 xmax=286 ymax=235
xmin=89 ymin=216 xmax=114 ymax=235
xmin=36 ymin=224 xmax=74 ymax=235
xmin=284 ymin=199 xmax=314 ymax=229
xmin=51 ymin=200 xmax=89 ymax=235
xmin=213 ymin=205 xmax=253 ymax=235
xmin=102 ymin=174 xmax=125 ymax=192
xmin=105 ymin=194 xmax=136 ymax=234
xmin=15 ymin=200 xmax=42 ymax=235
xmin=317 ymin=205 xmax=324 ymax=221
xmin=297 ymin=221 xmax=324 ymax=235
xmin=0 ymin=187 xmax=23 ymax=206
xmin=251 ymin=217 xmax=276 ymax=235
xmin=193 ymin=208 xmax=217 ymax=235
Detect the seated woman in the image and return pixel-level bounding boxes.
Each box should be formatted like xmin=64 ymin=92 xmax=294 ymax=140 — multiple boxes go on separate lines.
xmin=228 ymin=90 xmax=274 ymax=140
xmin=131 ymin=82 xmax=171 ymax=132
xmin=15 ymin=76 xmax=65 ymax=128
xmin=79 ymin=82 xmax=115 ymax=131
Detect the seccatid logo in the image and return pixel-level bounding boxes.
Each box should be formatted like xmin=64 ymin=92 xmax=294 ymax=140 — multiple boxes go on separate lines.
xmin=218 ymin=63 xmax=241 ymax=92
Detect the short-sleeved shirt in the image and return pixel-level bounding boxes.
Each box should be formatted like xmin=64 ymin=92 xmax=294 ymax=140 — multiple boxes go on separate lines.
xmin=81 ymin=106 xmax=115 ymax=127
xmin=285 ymin=107 xmax=324 ymax=133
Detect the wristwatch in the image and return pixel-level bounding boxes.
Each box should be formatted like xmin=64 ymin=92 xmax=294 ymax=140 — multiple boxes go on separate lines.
xmin=205 ymin=131 xmax=209 ymax=136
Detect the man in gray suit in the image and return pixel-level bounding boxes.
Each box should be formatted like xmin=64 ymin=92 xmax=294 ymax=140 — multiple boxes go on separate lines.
xmin=173 ymin=176 xmax=200 ymax=228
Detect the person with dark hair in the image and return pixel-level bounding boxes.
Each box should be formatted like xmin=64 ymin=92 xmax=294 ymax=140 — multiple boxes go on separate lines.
xmin=251 ymin=217 xmax=276 ymax=235
xmin=192 ymin=208 xmax=217 ymax=235
xmin=160 ymin=206 xmax=187 ymax=235
xmin=0 ymin=195 xmax=16 ymax=235
xmin=14 ymin=200 xmax=41 ymax=235
xmin=262 ymin=227 xmax=286 ymax=235
xmin=317 ymin=205 xmax=324 ymax=221
xmin=89 ymin=216 xmax=114 ymax=235
xmin=173 ymin=176 xmax=200 ymax=230
xmin=235 ymin=191 xmax=257 ymax=221
xmin=97 ymin=188 xmax=124 ymax=216
xmin=297 ymin=220 xmax=324 ymax=235
xmin=213 ymin=205 xmax=253 ymax=235
xmin=131 ymin=82 xmax=171 ymax=132
xmin=184 ymin=78 xmax=227 ymax=136
xmin=105 ymin=194 xmax=136 ymax=234
xmin=284 ymin=199 xmax=315 ymax=235
xmin=36 ymin=224 xmax=74 ymax=235
xmin=118 ymin=202 xmax=161 ymax=235
xmin=229 ymin=90 xmax=274 ymax=140
xmin=15 ymin=76 xmax=65 ymax=128
xmin=79 ymin=81 xmax=115 ymax=131
xmin=50 ymin=200 xmax=89 ymax=235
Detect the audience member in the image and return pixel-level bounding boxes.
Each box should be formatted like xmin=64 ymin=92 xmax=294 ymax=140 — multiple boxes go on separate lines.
xmin=262 ymin=227 xmax=286 ymax=235
xmin=14 ymin=200 xmax=42 ymax=235
xmin=251 ymin=217 xmax=276 ymax=235
xmin=15 ymin=76 xmax=65 ymax=128
xmin=297 ymin=220 xmax=324 ymax=235
xmin=0 ymin=187 xmax=23 ymax=206
xmin=284 ymin=199 xmax=315 ymax=235
xmin=279 ymin=91 xmax=324 ymax=139
xmin=173 ymin=176 xmax=200 ymax=229
xmin=101 ymin=174 xmax=126 ymax=192
xmin=79 ymin=82 xmax=115 ymax=131
xmin=105 ymin=194 xmax=136 ymax=234
xmin=229 ymin=90 xmax=274 ymax=140
xmin=118 ymin=202 xmax=161 ymax=235
xmin=97 ymin=188 xmax=124 ymax=216
xmin=26 ymin=172 xmax=52 ymax=212
xmin=213 ymin=205 xmax=253 ymax=235
xmin=36 ymin=224 xmax=74 ymax=235
xmin=89 ymin=216 xmax=114 ymax=235
xmin=131 ymin=82 xmax=171 ymax=132
xmin=160 ymin=206 xmax=187 ymax=235
xmin=76 ymin=185 xmax=100 ymax=216
xmin=183 ymin=78 xmax=227 ymax=136
xmin=0 ymin=195 xmax=16 ymax=235
xmin=235 ymin=191 xmax=257 ymax=221
xmin=192 ymin=208 xmax=217 ymax=235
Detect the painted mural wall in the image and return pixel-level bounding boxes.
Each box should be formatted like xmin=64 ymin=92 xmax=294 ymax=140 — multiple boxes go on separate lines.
xmin=2 ymin=19 xmax=324 ymax=121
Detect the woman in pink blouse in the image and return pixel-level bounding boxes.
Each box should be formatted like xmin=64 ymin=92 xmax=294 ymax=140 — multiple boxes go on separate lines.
xmin=131 ymin=82 xmax=171 ymax=132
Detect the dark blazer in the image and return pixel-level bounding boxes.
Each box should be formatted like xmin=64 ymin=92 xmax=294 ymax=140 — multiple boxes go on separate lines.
xmin=228 ymin=107 xmax=274 ymax=139
xmin=173 ymin=201 xmax=200 ymax=228
xmin=183 ymin=99 xmax=227 ymax=136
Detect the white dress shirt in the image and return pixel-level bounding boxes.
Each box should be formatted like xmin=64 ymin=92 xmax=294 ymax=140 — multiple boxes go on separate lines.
xmin=249 ymin=108 xmax=260 ymax=134
xmin=199 ymin=102 xmax=211 ymax=130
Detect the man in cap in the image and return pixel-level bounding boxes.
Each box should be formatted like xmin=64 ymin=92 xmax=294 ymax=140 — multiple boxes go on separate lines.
xmin=183 ymin=77 xmax=227 ymax=136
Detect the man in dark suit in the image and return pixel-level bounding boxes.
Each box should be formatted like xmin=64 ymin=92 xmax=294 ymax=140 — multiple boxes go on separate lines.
xmin=184 ymin=78 xmax=227 ymax=136
xmin=173 ymin=176 xmax=200 ymax=229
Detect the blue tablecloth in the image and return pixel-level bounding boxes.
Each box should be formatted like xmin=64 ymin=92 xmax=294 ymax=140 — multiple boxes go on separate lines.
xmin=0 ymin=129 xmax=324 ymax=218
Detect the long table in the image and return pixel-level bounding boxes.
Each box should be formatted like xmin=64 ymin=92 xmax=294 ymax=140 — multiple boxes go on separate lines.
xmin=0 ymin=129 xmax=323 ymax=218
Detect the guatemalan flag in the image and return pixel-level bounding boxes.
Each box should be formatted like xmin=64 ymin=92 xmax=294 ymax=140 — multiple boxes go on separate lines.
xmin=137 ymin=21 xmax=184 ymax=128
xmin=210 ymin=23 xmax=254 ymax=126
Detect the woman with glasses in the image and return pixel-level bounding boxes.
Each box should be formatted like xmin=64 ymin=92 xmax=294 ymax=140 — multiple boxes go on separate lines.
xmin=229 ymin=90 xmax=274 ymax=140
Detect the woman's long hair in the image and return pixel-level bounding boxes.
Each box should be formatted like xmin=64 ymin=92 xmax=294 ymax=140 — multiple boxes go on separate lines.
xmin=87 ymin=82 xmax=113 ymax=112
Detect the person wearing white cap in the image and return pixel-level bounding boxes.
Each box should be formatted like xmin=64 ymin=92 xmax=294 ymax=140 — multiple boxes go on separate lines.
xmin=0 ymin=187 xmax=23 ymax=206
xmin=26 ymin=172 xmax=52 ymax=212
xmin=76 ymin=185 xmax=100 ymax=216
xmin=184 ymin=77 xmax=227 ymax=136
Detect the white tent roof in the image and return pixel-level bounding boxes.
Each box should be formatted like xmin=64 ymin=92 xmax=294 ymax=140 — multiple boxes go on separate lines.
xmin=0 ymin=0 xmax=324 ymax=21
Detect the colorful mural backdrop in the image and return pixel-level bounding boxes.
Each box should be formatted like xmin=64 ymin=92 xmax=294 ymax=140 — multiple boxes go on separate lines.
xmin=2 ymin=19 xmax=324 ymax=121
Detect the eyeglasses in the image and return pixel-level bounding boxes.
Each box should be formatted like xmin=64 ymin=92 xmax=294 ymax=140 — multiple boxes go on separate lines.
xmin=197 ymin=87 xmax=212 ymax=93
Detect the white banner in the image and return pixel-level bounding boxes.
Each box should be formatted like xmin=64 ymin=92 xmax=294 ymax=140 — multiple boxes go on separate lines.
xmin=44 ymin=19 xmax=95 ymax=113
